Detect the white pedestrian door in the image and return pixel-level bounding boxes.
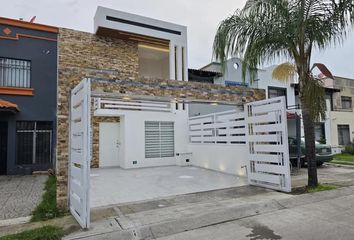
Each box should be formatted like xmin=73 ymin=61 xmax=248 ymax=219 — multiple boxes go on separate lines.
xmin=99 ymin=122 xmax=120 ymax=167
xmin=69 ymin=79 xmax=91 ymax=229
xmin=245 ymin=96 xmax=291 ymax=192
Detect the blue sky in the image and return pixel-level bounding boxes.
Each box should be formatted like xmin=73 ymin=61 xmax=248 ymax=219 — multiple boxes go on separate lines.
xmin=2 ymin=0 xmax=354 ymax=78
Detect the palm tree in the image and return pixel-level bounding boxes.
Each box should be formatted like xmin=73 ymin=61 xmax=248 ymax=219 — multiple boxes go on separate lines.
xmin=214 ymin=0 xmax=353 ymax=187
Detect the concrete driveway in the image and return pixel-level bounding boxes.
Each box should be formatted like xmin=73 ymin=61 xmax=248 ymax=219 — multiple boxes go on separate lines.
xmin=90 ymin=166 xmax=248 ymax=208
xmin=0 ymin=175 xmax=47 ymax=220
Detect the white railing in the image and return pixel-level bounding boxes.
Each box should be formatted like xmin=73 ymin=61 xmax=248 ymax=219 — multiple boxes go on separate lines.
xmin=189 ymin=110 xmax=246 ymax=145
xmin=94 ymin=98 xmax=172 ymax=112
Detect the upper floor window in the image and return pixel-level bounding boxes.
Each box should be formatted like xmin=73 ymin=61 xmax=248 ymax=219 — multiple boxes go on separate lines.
xmin=138 ymin=43 xmax=169 ymax=80
xmin=0 ymin=57 xmax=31 ymax=88
xmin=268 ymin=86 xmax=287 ymax=106
xmin=341 ymin=96 xmax=352 ymax=110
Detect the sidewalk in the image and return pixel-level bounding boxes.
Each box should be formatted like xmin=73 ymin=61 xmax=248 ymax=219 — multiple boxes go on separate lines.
xmin=63 ymin=185 xmax=354 ymax=240
xmin=0 ymin=175 xmax=47 ymax=220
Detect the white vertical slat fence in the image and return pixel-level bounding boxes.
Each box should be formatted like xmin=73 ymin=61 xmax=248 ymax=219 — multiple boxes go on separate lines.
xmin=69 ymin=79 xmax=91 ymax=229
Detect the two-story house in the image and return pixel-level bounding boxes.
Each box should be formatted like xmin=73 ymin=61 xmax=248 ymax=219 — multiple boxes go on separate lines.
xmin=198 ymin=58 xmax=354 ymax=153
xmin=324 ymin=76 xmax=354 ymax=149
xmin=0 ymin=18 xmax=58 ymax=175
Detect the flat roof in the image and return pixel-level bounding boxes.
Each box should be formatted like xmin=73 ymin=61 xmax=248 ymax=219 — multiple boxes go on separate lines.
xmin=94 ymin=6 xmax=187 ymax=44
xmin=0 ymin=17 xmax=58 ymax=33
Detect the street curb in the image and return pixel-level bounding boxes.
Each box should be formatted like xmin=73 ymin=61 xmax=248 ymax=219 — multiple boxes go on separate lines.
xmin=65 ymin=200 xmax=284 ymax=240
xmin=327 ymin=162 xmax=354 ymax=168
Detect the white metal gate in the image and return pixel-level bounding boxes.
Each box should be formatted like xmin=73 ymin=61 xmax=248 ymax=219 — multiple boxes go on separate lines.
xmin=245 ymin=96 xmax=291 ymax=192
xmin=69 ymin=79 xmax=91 ymax=228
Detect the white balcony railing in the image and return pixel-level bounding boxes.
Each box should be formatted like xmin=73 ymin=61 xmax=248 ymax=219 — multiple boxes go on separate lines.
xmin=94 ymin=98 xmax=172 ymax=113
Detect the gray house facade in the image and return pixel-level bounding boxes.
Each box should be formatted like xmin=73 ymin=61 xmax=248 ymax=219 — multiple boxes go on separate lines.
xmin=0 ymin=17 xmax=58 ymax=175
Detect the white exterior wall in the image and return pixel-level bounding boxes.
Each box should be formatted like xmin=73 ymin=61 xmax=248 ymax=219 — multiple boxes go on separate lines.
xmin=94 ymin=6 xmax=188 ymax=81
xmin=256 ymin=66 xmax=297 ymax=107
xmin=189 ymin=145 xmax=248 ymax=176
xmin=328 ymin=111 xmax=354 ymax=153
xmin=96 ymin=106 xmax=189 ymax=169
xmin=201 ymin=58 xmax=253 ymax=85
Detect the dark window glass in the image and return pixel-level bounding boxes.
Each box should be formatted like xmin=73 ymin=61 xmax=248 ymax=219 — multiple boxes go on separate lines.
xmin=315 ymin=123 xmax=325 ymax=142
xmin=341 ymin=96 xmax=352 ymax=109
xmin=337 ymin=125 xmax=350 ymax=146
xmin=268 ymin=86 xmax=287 ymax=106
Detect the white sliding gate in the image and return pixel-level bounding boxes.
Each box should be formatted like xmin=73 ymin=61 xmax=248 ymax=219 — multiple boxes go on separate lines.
xmin=69 ymin=79 xmax=91 ymax=229
xmin=245 ymin=96 xmax=291 ymax=192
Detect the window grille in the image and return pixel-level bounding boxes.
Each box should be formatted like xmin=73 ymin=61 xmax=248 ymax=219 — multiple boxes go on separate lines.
xmin=0 ymin=57 xmax=31 ymax=88
xmin=16 ymin=121 xmax=53 ymax=165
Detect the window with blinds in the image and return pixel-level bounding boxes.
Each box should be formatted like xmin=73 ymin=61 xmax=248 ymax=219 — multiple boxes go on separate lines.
xmin=145 ymin=121 xmax=174 ymax=158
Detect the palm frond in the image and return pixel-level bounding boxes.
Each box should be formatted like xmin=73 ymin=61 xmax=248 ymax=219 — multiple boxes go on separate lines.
xmin=272 ymin=63 xmax=297 ymax=82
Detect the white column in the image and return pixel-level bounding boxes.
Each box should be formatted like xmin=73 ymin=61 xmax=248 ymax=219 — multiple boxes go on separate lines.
xmin=182 ymin=46 xmax=188 ymax=81
xmin=176 ymin=45 xmax=183 ymax=81
xmin=169 ymin=42 xmax=176 ymax=80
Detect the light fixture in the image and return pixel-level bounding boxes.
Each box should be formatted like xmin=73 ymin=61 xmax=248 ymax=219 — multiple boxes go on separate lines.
xmin=138 ymin=44 xmax=170 ymax=52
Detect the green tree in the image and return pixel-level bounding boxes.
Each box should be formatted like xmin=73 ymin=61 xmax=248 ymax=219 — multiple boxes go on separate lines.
xmin=214 ymin=0 xmax=353 ymax=187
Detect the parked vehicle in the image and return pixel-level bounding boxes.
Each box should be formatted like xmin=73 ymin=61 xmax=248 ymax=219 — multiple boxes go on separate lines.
xmin=288 ymin=137 xmax=333 ymax=166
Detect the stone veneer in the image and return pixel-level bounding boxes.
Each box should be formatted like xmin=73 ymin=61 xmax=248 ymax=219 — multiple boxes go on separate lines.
xmin=56 ymin=28 xmax=265 ymax=209
xmin=57 ymin=28 xmax=139 ymax=209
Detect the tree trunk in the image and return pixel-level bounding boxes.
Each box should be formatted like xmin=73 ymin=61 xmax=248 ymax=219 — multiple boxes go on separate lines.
xmin=300 ymin=98 xmax=318 ymax=187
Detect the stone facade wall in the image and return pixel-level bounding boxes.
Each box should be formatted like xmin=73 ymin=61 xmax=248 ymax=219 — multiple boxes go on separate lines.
xmin=56 ymin=27 xmax=265 ymax=210
xmin=56 ymin=28 xmax=139 ymax=209
xmin=91 ymin=78 xmax=265 ymax=103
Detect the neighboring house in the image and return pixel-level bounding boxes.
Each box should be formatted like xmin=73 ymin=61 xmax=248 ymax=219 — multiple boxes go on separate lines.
xmin=199 ymin=58 xmax=354 ymax=153
xmin=255 ymin=66 xmax=297 ymax=108
xmin=188 ymin=68 xmax=221 ymax=84
xmin=200 ymin=58 xmax=252 ymax=87
xmin=249 ymin=65 xmax=353 ymax=152
xmin=0 ymin=17 xmax=58 ymax=175
xmin=188 ymin=59 xmax=249 ymax=116
xmin=323 ymin=76 xmax=354 ymax=150
xmin=188 ymin=68 xmax=237 ymax=116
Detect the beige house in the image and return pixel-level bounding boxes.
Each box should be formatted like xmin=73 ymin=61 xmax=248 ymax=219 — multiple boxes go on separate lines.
xmin=325 ymin=76 xmax=354 ymax=150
